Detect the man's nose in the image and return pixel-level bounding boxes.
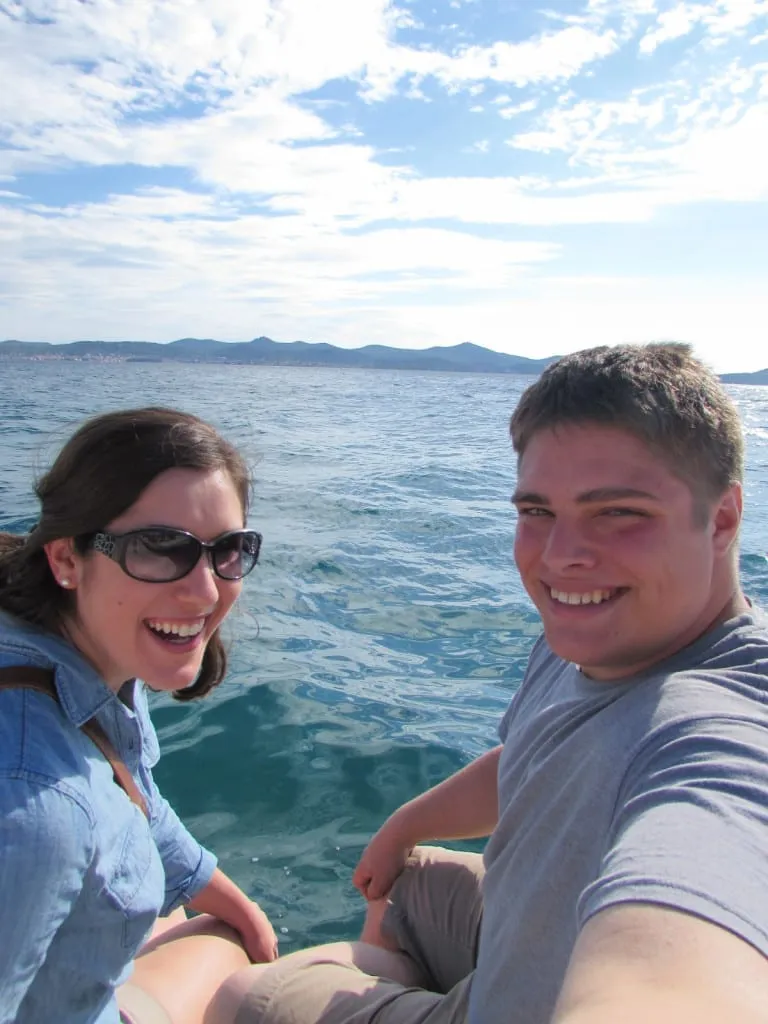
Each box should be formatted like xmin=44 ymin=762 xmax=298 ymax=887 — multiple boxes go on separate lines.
xmin=542 ymin=519 xmax=598 ymax=572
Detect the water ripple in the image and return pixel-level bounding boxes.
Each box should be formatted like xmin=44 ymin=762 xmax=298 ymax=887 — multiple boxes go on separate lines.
xmin=1 ymin=362 xmax=767 ymax=949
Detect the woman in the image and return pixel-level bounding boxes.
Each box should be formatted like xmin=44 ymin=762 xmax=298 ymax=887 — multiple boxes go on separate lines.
xmin=0 ymin=407 xmax=277 ymax=1024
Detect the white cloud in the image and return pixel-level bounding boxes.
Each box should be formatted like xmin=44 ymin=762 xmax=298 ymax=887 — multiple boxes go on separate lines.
xmin=1 ymin=0 xmax=767 ymax=370
xmin=510 ymin=92 xmax=670 ymax=158
xmin=346 ymin=282 xmax=768 ymax=373
xmin=0 ymin=0 xmax=625 ymax=181
xmin=508 ymin=52 xmax=768 ymax=207
xmin=368 ymin=24 xmax=621 ymax=98
xmin=638 ymin=0 xmax=768 ymax=53
xmin=0 ymin=187 xmax=560 ymax=326
xmin=498 ymin=99 xmax=539 ymax=119
xmin=2 ymin=202 xmax=765 ymax=370
xmin=639 ymin=2 xmax=706 ymax=53
xmin=704 ymin=0 xmax=768 ymax=35
xmin=463 ymin=139 xmax=491 ymax=153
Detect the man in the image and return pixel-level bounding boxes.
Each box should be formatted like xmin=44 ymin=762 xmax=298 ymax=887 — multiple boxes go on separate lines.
xmin=215 ymin=343 xmax=768 ymax=1024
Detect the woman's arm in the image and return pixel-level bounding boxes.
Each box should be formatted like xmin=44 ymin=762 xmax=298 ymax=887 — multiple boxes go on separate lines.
xmin=187 ymin=868 xmax=278 ymax=962
xmin=143 ymin=772 xmax=277 ymax=962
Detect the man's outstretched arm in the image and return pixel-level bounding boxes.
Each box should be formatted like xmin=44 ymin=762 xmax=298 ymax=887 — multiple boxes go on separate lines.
xmin=552 ymin=903 xmax=768 ymax=1024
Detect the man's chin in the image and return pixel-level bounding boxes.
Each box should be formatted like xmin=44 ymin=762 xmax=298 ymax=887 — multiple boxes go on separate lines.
xmin=541 ymin=628 xmax=601 ymax=668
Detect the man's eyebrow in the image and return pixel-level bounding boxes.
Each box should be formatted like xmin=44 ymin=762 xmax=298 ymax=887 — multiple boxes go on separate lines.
xmin=511 ymin=490 xmax=548 ymax=505
xmin=511 ymin=487 xmax=658 ymax=505
xmin=576 ymin=487 xmax=658 ymax=503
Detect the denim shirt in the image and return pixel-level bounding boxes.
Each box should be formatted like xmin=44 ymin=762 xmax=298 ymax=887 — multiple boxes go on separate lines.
xmin=0 ymin=612 xmax=217 ymax=1024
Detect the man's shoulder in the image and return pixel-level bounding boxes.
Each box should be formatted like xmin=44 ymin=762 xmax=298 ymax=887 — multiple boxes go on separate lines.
xmin=617 ymin=618 xmax=767 ymax=755
xmin=656 ymin=612 xmax=768 ymax=697
xmin=529 ymin=612 xmax=768 ymax=689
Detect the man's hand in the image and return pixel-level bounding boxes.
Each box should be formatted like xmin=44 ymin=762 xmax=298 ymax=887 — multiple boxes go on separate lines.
xmin=353 ymin=815 xmax=416 ymax=901
xmin=353 ymin=747 xmax=502 ymax=901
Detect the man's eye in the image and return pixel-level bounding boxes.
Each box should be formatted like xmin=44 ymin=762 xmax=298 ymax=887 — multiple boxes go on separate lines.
xmin=517 ymin=507 xmax=551 ymax=517
xmin=601 ymin=508 xmax=646 ymax=517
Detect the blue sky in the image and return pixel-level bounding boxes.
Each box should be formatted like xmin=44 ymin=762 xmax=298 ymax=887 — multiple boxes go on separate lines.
xmin=1 ymin=0 xmax=767 ymax=369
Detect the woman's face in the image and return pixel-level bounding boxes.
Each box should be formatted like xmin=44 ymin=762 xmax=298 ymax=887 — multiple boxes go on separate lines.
xmin=47 ymin=467 xmax=245 ymax=692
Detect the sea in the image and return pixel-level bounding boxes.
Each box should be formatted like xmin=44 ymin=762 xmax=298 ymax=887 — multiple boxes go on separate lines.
xmin=1 ymin=359 xmax=767 ymax=951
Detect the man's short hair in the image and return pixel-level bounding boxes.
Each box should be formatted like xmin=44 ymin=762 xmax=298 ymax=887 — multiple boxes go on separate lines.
xmin=509 ymin=343 xmax=744 ymax=512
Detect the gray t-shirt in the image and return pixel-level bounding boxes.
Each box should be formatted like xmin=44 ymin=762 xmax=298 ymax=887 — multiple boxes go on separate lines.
xmin=468 ymin=612 xmax=768 ymax=1024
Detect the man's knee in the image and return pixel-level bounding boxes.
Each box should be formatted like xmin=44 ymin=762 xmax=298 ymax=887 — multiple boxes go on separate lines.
xmin=381 ymin=845 xmax=484 ymax=994
xmin=361 ymin=897 xmax=400 ymax=951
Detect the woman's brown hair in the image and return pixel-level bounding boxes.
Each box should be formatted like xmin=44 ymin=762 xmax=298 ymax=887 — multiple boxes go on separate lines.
xmin=0 ymin=407 xmax=251 ymax=700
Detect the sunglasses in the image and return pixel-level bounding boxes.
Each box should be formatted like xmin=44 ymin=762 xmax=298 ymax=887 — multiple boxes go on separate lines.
xmin=88 ymin=526 xmax=262 ymax=583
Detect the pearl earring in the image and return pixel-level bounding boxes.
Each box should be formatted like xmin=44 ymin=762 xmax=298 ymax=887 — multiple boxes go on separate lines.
xmin=59 ymin=578 xmax=71 ymax=588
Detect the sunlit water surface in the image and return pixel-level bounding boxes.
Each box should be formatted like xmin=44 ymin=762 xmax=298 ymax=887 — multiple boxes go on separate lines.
xmin=1 ymin=361 xmax=766 ymax=948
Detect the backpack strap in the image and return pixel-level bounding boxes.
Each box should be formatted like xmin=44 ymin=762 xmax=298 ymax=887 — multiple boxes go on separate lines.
xmin=0 ymin=665 xmax=149 ymax=819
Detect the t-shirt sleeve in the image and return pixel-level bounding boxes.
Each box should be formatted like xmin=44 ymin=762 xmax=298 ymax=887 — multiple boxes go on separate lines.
xmin=0 ymin=778 xmax=94 ymax=1021
xmin=578 ymin=715 xmax=768 ymax=956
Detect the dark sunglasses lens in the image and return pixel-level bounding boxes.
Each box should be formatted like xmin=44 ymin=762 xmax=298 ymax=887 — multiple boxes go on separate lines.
xmin=213 ymin=532 xmax=261 ymax=580
xmin=124 ymin=529 xmax=200 ymax=582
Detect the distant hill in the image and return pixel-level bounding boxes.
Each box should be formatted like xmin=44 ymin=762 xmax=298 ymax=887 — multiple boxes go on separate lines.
xmin=2 ymin=337 xmax=763 ymax=382
xmin=720 ymin=369 xmax=768 ymax=385
xmin=0 ymin=337 xmax=558 ymax=375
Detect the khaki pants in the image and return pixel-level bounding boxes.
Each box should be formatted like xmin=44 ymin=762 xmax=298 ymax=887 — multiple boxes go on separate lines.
xmin=235 ymin=846 xmax=484 ymax=1024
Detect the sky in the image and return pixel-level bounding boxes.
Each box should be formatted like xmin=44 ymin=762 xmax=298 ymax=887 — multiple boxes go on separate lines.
xmin=0 ymin=0 xmax=767 ymax=370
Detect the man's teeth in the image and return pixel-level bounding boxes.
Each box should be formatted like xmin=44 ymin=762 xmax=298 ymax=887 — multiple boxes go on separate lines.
xmin=147 ymin=621 xmax=204 ymax=637
xmin=550 ymin=588 xmax=616 ymax=606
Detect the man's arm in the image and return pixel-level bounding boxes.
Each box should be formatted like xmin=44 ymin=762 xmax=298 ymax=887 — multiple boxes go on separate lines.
xmin=387 ymin=743 xmax=502 ymax=841
xmin=552 ymin=903 xmax=768 ymax=1024
xmin=353 ymin=744 xmax=502 ymax=899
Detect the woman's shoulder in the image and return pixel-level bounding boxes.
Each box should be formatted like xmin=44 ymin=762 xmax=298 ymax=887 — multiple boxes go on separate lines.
xmin=0 ymin=685 xmax=97 ymax=821
xmin=0 ymin=756 xmax=96 ymax=916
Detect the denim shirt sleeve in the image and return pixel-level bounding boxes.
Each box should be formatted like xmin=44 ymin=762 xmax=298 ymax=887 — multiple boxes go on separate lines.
xmin=133 ymin=686 xmax=217 ymax=915
xmin=145 ymin=772 xmax=217 ymax=915
xmin=0 ymin=777 xmax=94 ymax=1022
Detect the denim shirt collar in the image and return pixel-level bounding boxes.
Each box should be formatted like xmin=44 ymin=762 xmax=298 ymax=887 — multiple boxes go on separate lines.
xmin=0 ymin=610 xmax=136 ymax=727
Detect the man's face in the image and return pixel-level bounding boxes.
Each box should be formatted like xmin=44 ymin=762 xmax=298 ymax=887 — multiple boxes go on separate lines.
xmin=512 ymin=424 xmax=741 ymax=681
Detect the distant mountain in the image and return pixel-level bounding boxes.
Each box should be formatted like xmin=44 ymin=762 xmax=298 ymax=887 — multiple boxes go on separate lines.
xmin=720 ymin=369 xmax=768 ymax=385
xmin=0 ymin=337 xmax=558 ymax=375
xmin=2 ymin=337 xmax=762 ymax=382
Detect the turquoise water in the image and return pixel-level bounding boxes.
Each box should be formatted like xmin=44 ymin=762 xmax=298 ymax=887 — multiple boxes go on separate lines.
xmin=1 ymin=360 xmax=767 ymax=950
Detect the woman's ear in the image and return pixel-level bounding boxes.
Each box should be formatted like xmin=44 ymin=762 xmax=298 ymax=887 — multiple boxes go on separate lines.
xmin=44 ymin=538 xmax=80 ymax=590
